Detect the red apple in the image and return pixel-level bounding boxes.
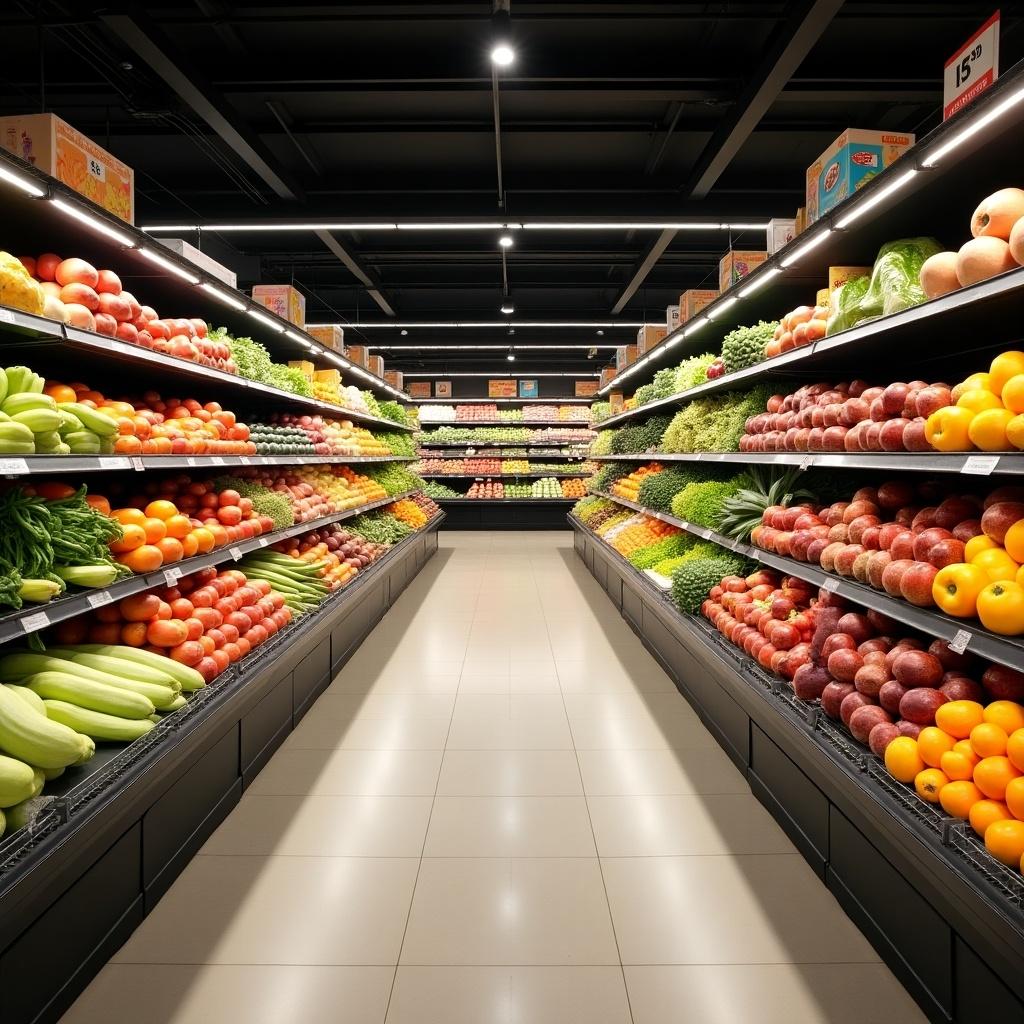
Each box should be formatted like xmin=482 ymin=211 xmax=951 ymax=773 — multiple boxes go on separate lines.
xmin=881 ymin=382 xmax=911 ymax=416
xmin=899 ymin=562 xmax=938 ymax=607
xmin=827 ymin=648 xmax=864 ymax=683
xmin=981 ymin=502 xmax=1024 ymax=544
xmin=879 ymin=418 xmax=910 ymax=451
xmin=854 ymin=662 xmax=888 ymax=698
xmin=927 ymin=537 xmax=966 ymax=569
xmin=869 ymin=721 xmax=901 ymax=757
xmin=840 ymin=690 xmax=875 ymax=727
xmin=892 ymin=649 xmax=944 ymax=688
xmin=880 ymin=558 xmax=916 ymax=596
xmin=899 ymin=687 xmax=948 ymax=726
xmin=850 ymin=704 xmax=893 ymax=744
xmin=913 ymin=527 xmax=954 ymax=563
xmin=878 ymin=680 xmax=908 ymax=715
xmin=952 ymin=519 xmax=983 ymax=542
xmin=982 ymin=664 xmax=1024 ymax=701
xmin=889 ymin=531 xmax=917 ymax=560
xmin=822 ymin=681 xmax=855 ymax=719
xmin=834 ymin=544 xmax=866 ymax=576
xmin=914 ymin=385 xmax=952 ymax=417
xmin=939 ymin=674 xmax=985 ymax=702
xmin=902 ymin=419 xmax=932 ymax=452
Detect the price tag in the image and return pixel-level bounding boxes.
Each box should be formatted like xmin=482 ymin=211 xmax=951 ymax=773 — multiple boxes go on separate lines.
xmin=20 ymin=611 xmax=50 ymax=633
xmin=211 ymin=456 xmax=226 ymax=466
xmin=131 ymin=457 xmax=145 ymax=471
xmin=821 ymin=577 xmax=841 ymax=594
xmin=258 ymin=537 xmax=270 ymax=547
xmin=943 ymin=12 xmax=1000 ymax=119
xmin=963 ymin=455 xmax=999 ymax=475
xmin=230 ymin=546 xmax=244 ymax=561
xmin=948 ymin=629 xmax=973 ymax=655
xmin=163 ymin=567 xmax=182 ymax=585
xmin=99 ymin=457 xmax=130 ymax=470
xmin=0 ymin=308 xmax=16 ymax=324
xmin=699 ymin=528 xmax=713 ymax=540
xmin=799 ymin=454 xmax=815 ymax=471
xmin=239 ymin=456 xmax=251 ymax=465
xmin=185 ymin=456 xmax=198 ymax=467
xmin=0 ymin=458 xmax=29 ymax=475
xmin=87 ymin=591 xmax=114 ymax=608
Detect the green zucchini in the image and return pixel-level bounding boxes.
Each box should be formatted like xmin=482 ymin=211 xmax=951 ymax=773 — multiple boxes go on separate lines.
xmin=42 ymin=701 xmax=157 ymax=742
xmin=28 ymin=672 xmax=155 ymax=720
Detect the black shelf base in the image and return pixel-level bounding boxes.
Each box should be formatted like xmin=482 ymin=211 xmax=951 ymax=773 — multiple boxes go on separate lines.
xmin=570 ymin=518 xmax=1024 ymax=1024
xmin=0 ymin=522 xmax=441 ymax=1024
xmin=439 ymin=500 xmax=572 ymax=530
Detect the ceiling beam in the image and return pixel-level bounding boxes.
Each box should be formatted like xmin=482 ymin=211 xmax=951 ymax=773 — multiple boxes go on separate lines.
xmin=315 ymin=230 xmax=396 ymax=316
xmin=98 ymin=11 xmax=305 ymax=201
xmin=610 ymin=0 xmax=842 ymax=313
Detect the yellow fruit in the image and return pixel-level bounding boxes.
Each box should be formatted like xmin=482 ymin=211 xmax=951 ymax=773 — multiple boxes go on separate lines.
xmin=1002 ymin=373 xmax=1024 ymax=414
xmin=968 ymin=408 xmax=1016 ymax=451
xmin=941 ymin=748 xmax=980 ymax=781
xmin=969 ymin=798 xmax=1012 ymax=837
xmin=1005 ymin=775 xmax=1024 ymax=820
xmin=970 ymin=722 xmax=1009 ymax=758
xmin=984 ymin=700 xmax=1024 ymax=734
xmin=1005 ymin=520 xmax=1024 ymax=563
xmin=1008 ymin=728 xmax=1024 ymax=772
xmin=958 ymin=388 xmax=1004 ymax=413
xmin=1007 ymin=413 xmax=1024 ymax=451
xmin=965 ymin=534 xmax=998 ymax=561
xmin=974 ymin=755 xmax=1021 ymax=800
xmin=984 ymin=818 xmax=1024 ymax=866
xmin=917 ymin=726 xmax=955 ymax=767
xmin=952 ymin=372 xmax=994 ymax=402
xmin=885 ymin=736 xmax=925 ymax=784
xmin=971 ymin=547 xmax=1020 ymax=583
xmin=914 ymin=767 xmax=948 ymax=803
xmin=939 ymin=779 xmax=983 ymax=819
xmin=935 ymin=700 xmax=985 ymax=739
xmin=990 ymin=350 xmax=1024 ymax=396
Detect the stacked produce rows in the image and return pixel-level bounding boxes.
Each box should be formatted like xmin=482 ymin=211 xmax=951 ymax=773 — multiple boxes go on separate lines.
xmin=573 ymin=180 xmax=1024 ymax=900
xmin=418 ymin=403 xmax=591 ymax=423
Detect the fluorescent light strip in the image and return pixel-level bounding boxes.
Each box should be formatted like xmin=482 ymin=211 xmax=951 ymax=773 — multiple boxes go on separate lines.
xmin=319 ymin=321 xmax=646 ymax=329
xmin=922 ymin=83 xmax=1024 ymax=167
xmin=0 ymin=164 xmax=45 ymax=198
xmin=397 ymin=222 xmax=516 ymax=230
xmin=780 ymin=229 xmax=832 ymax=268
xmin=521 ymin=222 xmax=724 ymax=230
xmin=200 ymin=282 xmax=247 ymax=311
xmin=706 ymin=296 xmax=738 ymax=320
xmin=137 ymin=246 xmax=201 ymax=284
xmin=402 ymin=372 xmax=601 ymax=378
xmin=834 ymin=168 xmax=918 ymax=229
xmin=682 ymin=317 xmax=709 ymax=336
xmin=283 ymin=329 xmax=306 ymax=343
xmin=247 ymin=309 xmax=285 ymax=332
xmin=416 ymin=396 xmax=592 ymax=402
xmin=739 ymin=267 xmax=782 ymax=297
xmin=142 ymin=220 xmax=770 ymax=234
xmin=50 ymin=198 xmax=135 ymax=246
xmin=366 ymin=344 xmax=619 ymax=351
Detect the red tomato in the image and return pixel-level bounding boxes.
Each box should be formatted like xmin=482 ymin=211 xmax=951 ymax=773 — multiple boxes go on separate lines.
xmin=196 ymin=656 xmax=220 ymax=682
xmin=210 ymin=649 xmax=230 ymax=673
xmin=193 ymin=607 xmax=223 ymax=631
xmin=183 ymin=617 xmax=204 ymax=641
xmin=205 ymin=627 xmax=226 ymax=649
xmin=223 ymin=642 xmax=242 ymax=663
xmin=218 ymin=489 xmax=241 ymax=507
xmin=219 ymin=623 xmax=239 ymax=645
xmin=226 ymin=611 xmax=252 ymax=633
xmin=235 ymin=637 xmax=251 ymax=658
xmin=170 ymin=640 xmax=204 ymax=666
xmin=169 ymin=597 xmax=194 ymax=620
xmin=146 ymin=618 xmax=189 ymax=648
xmin=217 ymin=505 xmax=242 ymax=526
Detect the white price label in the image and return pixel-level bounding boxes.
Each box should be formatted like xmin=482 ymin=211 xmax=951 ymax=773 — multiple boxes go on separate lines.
xmin=821 ymin=577 xmax=841 ymax=594
xmin=0 ymin=458 xmax=29 ymax=475
xmin=87 ymin=591 xmax=114 ymax=608
xmin=230 ymin=546 xmax=244 ymax=560
xmin=239 ymin=456 xmax=251 ymax=465
xmin=944 ymin=12 xmax=1000 ymax=119
xmin=258 ymin=537 xmax=270 ymax=547
xmin=163 ymin=567 xmax=182 ymax=585
xmin=131 ymin=457 xmax=145 ymax=471
xmin=185 ymin=456 xmax=197 ymax=467
xmin=99 ymin=457 xmax=130 ymax=470
xmin=211 ymin=456 xmax=226 ymax=466
xmin=948 ymin=629 xmax=973 ymax=655
xmin=20 ymin=611 xmax=50 ymax=633
xmin=0 ymin=308 xmax=16 ymax=324
xmin=699 ymin=528 xmax=713 ymax=540
xmin=963 ymin=455 xmax=1000 ymax=475
xmin=799 ymin=454 xmax=814 ymax=471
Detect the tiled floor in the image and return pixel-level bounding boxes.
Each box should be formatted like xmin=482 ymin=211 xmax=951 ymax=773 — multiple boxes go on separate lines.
xmin=61 ymin=531 xmax=928 ymax=1024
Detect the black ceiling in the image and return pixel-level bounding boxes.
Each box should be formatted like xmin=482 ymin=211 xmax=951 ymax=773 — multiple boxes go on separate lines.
xmin=1 ymin=1 xmax=1022 ymax=374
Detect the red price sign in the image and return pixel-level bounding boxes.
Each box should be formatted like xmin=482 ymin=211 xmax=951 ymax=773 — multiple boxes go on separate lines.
xmin=944 ymin=11 xmax=1000 ymax=120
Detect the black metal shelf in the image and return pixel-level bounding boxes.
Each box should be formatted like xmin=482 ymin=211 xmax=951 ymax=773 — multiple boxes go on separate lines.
xmin=416 ymin=439 xmax=591 ymax=449
xmin=589 ymin=451 xmax=1024 ymax=475
xmin=419 ymin=471 xmax=588 ymax=479
xmin=418 ymin=420 xmax=593 ymax=427
xmin=436 ymin=497 xmax=577 ymax=504
xmin=0 ymin=490 xmax=415 ymax=644
xmin=0 ymin=312 xmax=413 ymax=432
xmin=592 ymin=489 xmax=1024 ymax=675
xmin=0 ymin=453 xmax=416 ymax=476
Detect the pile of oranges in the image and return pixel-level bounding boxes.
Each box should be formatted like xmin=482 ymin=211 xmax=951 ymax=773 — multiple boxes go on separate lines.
xmin=610 ymin=463 xmax=663 ymax=502
xmin=605 ymin=513 xmax=680 ymax=557
xmin=885 ymin=697 xmax=1024 ymax=872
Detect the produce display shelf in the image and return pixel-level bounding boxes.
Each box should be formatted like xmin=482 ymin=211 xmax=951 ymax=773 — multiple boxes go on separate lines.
xmin=569 ymin=514 xmax=1024 ymax=1017
xmin=0 ymin=454 xmax=417 ymax=476
xmin=0 ymin=148 xmax=408 ymax=403
xmin=0 ymin=313 xmax=414 ymax=433
xmin=0 ymin=490 xmax=415 ymax=644
xmin=419 ymin=420 xmax=593 ymax=427
xmin=597 ymin=60 xmax=1024 ymax=399
xmin=592 ymin=489 xmax=1024 ymax=676
xmin=419 ymin=472 xmax=588 ymax=479
xmin=589 ymin=451 xmax=1024 ymax=475
xmin=416 ymin=439 xmax=592 ymax=449
xmin=435 ymin=497 xmax=577 ymax=504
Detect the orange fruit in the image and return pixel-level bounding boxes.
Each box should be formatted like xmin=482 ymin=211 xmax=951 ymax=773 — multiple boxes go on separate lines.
xmin=163 ymin=514 xmax=192 ymax=540
xmin=990 ymin=350 xmax=1024 ymax=396
xmin=984 ymin=818 xmax=1024 ymax=866
xmin=969 ymin=798 xmax=1012 ymax=837
xmin=191 ymin=527 xmax=216 ymax=554
xmin=957 ymin=388 xmax=1003 ymax=413
xmin=885 ymin=737 xmax=925 ymax=783
xmin=144 ymin=498 xmax=179 ymax=521
xmin=1005 ymin=775 xmax=1024 ymax=820
xmin=917 ymin=726 xmax=956 ymax=768
xmin=983 ymin=700 xmax=1024 ymax=734
xmin=914 ymin=767 xmax=948 ymax=803
xmin=112 ymin=507 xmax=146 ymax=528
xmin=117 ymin=544 xmax=163 ymax=574
xmin=952 ymin=371 xmax=993 ymax=401
xmin=1005 ymin=520 xmax=1024 ymax=563
xmin=970 ymin=722 xmax=1008 ymax=757
xmin=108 ymin=523 xmax=146 ymax=554
xmin=940 ymin=748 xmax=979 ymax=782
xmin=1002 ymin=373 xmax=1024 ymax=415
xmin=180 ymin=532 xmax=199 ymax=558
xmin=1008 ymin=728 xmax=1024 ymax=772
xmin=1008 ymin=413 xmax=1024 ymax=451
xmin=970 ymin=406 xmax=1015 ymax=451
xmin=935 ymin=700 xmax=984 ymax=740
xmin=971 ymin=547 xmax=1020 ymax=583
xmin=973 ymin=755 xmax=1022 ymax=800
xmin=938 ymin=779 xmax=983 ymax=819
xmin=142 ymin=517 xmax=167 ymax=544
xmin=965 ymin=534 xmax=998 ymax=561
xmin=156 ymin=537 xmax=184 ymax=563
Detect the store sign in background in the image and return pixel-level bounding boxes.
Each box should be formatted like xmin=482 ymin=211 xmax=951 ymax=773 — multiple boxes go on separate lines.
xmin=575 ymin=380 xmax=599 ymax=397
xmin=408 ymin=381 xmax=432 ymax=399
xmin=518 ymin=379 xmax=539 ymax=398
xmin=435 ymin=380 xmax=452 ymax=398
xmin=944 ymin=11 xmax=1000 ymax=120
xmin=488 ymin=379 xmax=518 ymax=398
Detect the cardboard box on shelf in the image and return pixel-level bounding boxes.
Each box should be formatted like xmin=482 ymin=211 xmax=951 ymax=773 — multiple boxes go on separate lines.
xmin=313 ymin=368 xmax=342 ymax=387
xmin=719 ymin=250 xmax=768 ymax=293
xmin=307 ymin=324 xmax=344 ymax=351
xmin=794 ymin=207 xmax=807 ymax=235
xmin=600 ymin=366 xmax=616 ymax=389
xmin=0 ymin=113 xmax=134 ymax=223
xmin=609 ymin=390 xmax=624 ymax=411
xmin=806 ymin=129 xmax=915 ymax=224
xmin=575 ymin=380 xmax=599 ymax=397
xmin=767 ymin=218 xmax=796 ymax=255
xmin=287 ymin=360 xmax=315 ymax=381
xmin=816 ymin=288 xmax=831 ymax=309
xmin=408 ymin=381 xmax=432 ymax=399
xmin=384 ymin=369 xmax=404 ymax=391
xmin=488 ymin=379 xmax=518 ymax=398
xmin=828 ymin=265 xmax=871 ymax=294
xmin=251 ymin=284 xmax=306 ymax=328
xmin=615 ymin=344 xmax=638 ymax=371
xmin=636 ymin=324 xmax=667 ymax=354
xmin=679 ymin=289 xmax=718 ymax=322
xmin=368 ymin=354 xmax=384 ymax=377
xmin=666 ymin=305 xmax=680 ymax=334
xmin=435 ymin=380 xmax=452 ymax=398
xmin=159 ymin=239 xmax=237 ymax=289
xmin=346 ymin=345 xmax=369 ymax=368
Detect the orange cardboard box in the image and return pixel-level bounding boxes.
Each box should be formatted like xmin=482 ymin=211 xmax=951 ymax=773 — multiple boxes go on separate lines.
xmin=679 ymin=289 xmax=718 ymax=322
xmin=346 ymin=345 xmax=369 ymax=368
xmin=615 ymin=344 xmax=638 ymax=371
xmin=308 ymin=324 xmax=344 ymax=351
xmin=384 ymin=369 xmax=404 ymax=391
xmin=719 ymin=250 xmax=767 ymax=292
xmin=408 ymin=381 xmax=432 ymax=399
xmin=252 ymin=284 xmax=305 ymax=328
xmin=368 ymin=354 xmax=384 ymax=378
xmin=636 ymin=324 xmax=667 ymax=354
xmin=0 ymin=112 xmax=134 ymax=223
xmin=599 ymin=366 xmax=616 ymax=389
xmin=575 ymin=380 xmax=599 ymax=397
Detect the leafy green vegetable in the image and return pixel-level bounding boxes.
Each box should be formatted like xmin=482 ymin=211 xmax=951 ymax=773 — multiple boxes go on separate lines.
xmin=610 ymin=414 xmax=672 ymax=455
xmin=636 ymin=467 xmax=697 ymax=512
xmin=350 ymin=511 xmax=412 ymax=545
xmin=627 ymin=532 xmax=696 ymax=569
xmin=671 ymin=554 xmax=747 ymax=614
xmin=670 ymin=479 xmax=741 ymax=529
xmin=377 ymin=401 xmax=409 ymax=425
xmin=721 ymin=321 xmax=778 ymax=374
xmin=661 ymin=383 xmax=777 ymax=453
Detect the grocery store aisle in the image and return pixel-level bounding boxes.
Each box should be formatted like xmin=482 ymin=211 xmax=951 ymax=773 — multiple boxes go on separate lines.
xmin=61 ymin=532 xmax=926 ymax=1024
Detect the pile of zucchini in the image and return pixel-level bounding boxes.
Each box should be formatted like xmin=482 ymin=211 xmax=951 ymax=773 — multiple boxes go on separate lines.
xmin=235 ymin=552 xmax=328 ymax=614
